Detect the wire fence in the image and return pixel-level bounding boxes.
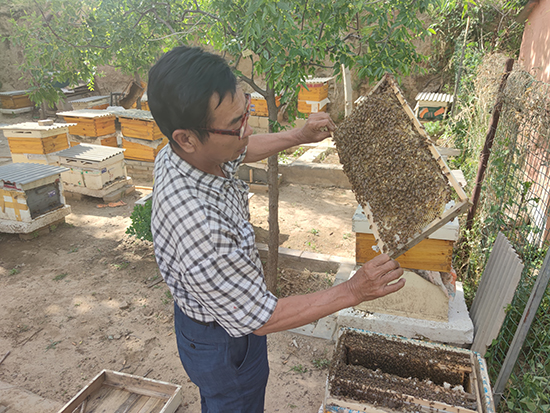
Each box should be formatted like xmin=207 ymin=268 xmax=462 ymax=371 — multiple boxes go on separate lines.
xmin=466 ymin=65 xmax=550 ymax=412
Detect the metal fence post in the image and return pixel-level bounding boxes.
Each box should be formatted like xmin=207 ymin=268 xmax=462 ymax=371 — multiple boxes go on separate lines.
xmin=492 ymin=248 xmax=550 ymax=407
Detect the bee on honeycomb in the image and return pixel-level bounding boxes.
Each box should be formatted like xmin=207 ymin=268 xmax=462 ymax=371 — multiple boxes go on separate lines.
xmin=333 ymin=76 xmax=452 ymax=257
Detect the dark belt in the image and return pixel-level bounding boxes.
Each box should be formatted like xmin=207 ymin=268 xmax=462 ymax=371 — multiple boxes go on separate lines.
xmin=189 ymin=316 xmax=217 ymax=327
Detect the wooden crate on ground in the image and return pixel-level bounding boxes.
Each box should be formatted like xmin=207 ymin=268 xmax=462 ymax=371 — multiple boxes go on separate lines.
xmin=0 ymin=121 xmax=72 ymax=165
xmin=0 ymin=90 xmax=34 ymax=110
xmin=122 ymin=136 xmax=168 ymax=162
xmin=118 ymin=109 xmax=163 ymax=141
xmin=57 ymin=109 xmax=116 ymax=137
xmin=0 ymin=163 xmax=71 ymax=234
xmin=69 ymin=95 xmax=110 ymax=110
xmin=57 ymin=369 xmax=183 ymax=413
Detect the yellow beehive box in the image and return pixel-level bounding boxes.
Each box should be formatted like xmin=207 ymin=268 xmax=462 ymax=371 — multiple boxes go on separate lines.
xmin=0 ymin=90 xmax=34 ymax=109
xmin=122 ymin=136 xmax=168 ymax=162
xmin=298 ymin=82 xmax=329 ymax=101
xmin=249 ymin=92 xmax=281 ymax=117
xmin=58 ymin=109 xmax=116 ymax=137
xmin=118 ymin=109 xmax=163 ymax=141
xmin=353 ymin=204 xmax=459 ymax=272
xmin=0 ymin=122 xmax=72 ymax=164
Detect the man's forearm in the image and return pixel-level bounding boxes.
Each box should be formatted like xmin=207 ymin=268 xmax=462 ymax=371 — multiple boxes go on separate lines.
xmin=243 ymin=130 xmax=304 ymax=163
xmin=253 ymin=282 xmax=355 ymax=336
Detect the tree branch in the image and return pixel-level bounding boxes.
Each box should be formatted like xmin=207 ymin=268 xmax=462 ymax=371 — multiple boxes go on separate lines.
xmin=33 ymin=0 xmax=108 ymax=50
xmin=238 ymin=73 xmax=265 ymax=96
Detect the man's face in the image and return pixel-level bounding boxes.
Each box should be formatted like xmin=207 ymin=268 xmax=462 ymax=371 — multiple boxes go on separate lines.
xmin=199 ymin=88 xmax=252 ymax=165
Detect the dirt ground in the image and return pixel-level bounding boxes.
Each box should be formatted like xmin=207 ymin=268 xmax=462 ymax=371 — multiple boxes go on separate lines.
xmin=0 ymin=113 xmax=359 ymax=412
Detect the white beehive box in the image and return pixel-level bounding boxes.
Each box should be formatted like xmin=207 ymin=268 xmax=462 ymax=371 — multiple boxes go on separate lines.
xmin=0 ymin=163 xmax=71 ymax=233
xmin=55 ymin=144 xmax=127 ymax=190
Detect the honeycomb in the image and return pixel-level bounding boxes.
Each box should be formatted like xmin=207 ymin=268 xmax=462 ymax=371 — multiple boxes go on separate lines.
xmin=333 ymin=75 xmax=453 ymax=257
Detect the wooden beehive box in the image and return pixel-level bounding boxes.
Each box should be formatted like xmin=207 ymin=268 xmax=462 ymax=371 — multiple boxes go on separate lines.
xmin=118 ymin=109 xmax=163 ymax=141
xmin=0 ymin=90 xmax=34 ymax=109
xmin=250 ymin=92 xmax=281 ymax=117
xmin=0 ymin=163 xmax=70 ymax=232
xmin=415 ymin=92 xmax=454 ymax=122
xmin=131 ymin=91 xmax=149 ymax=111
xmin=333 ymin=74 xmax=470 ymax=259
xmin=353 ymin=204 xmax=459 ymax=272
xmin=57 ymin=109 xmax=116 ymax=137
xmin=57 ymin=369 xmax=183 ymax=413
xmin=56 ymin=144 xmax=127 ymax=190
xmin=122 ymin=136 xmax=168 ymax=162
xmin=298 ymin=77 xmax=332 ymax=115
xmin=70 ymin=95 xmax=110 ymax=110
xmin=325 ymin=328 xmax=495 ymax=413
xmin=0 ymin=121 xmax=72 ymax=165
xmin=68 ymin=133 xmax=118 ymax=148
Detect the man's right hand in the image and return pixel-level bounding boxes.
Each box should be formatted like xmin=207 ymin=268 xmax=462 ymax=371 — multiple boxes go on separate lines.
xmin=346 ymin=254 xmax=405 ymax=306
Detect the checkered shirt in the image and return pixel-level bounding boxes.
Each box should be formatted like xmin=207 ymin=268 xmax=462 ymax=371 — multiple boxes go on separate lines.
xmin=151 ymin=146 xmax=278 ymax=337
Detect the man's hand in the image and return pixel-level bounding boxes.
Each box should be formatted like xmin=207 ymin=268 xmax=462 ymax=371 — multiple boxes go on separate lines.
xmin=346 ymin=254 xmax=405 ymax=306
xmin=296 ymin=112 xmax=336 ymax=144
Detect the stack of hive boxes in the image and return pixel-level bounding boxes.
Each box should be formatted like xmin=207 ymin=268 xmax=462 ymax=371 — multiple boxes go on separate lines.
xmin=0 ymin=90 xmax=35 ymax=115
xmin=0 ymin=120 xmax=71 ymax=165
xmin=57 ymin=109 xmax=118 ymax=147
xmin=0 ymin=162 xmax=71 ymax=236
xmin=297 ymin=77 xmax=332 ymax=115
xmin=117 ymin=109 xmax=168 ymax=180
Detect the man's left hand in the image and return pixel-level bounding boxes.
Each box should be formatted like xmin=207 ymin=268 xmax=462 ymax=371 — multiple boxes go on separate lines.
xmin=297 ymin=112 xmax=336 ymax=144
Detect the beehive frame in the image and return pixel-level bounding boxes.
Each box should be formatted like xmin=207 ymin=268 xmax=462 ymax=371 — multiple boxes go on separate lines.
xmin=334 ymin=74 xmax=470 ymax=259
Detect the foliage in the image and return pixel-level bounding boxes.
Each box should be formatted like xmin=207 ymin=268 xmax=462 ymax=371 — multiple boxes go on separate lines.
xmin=126 ymin=198 xmax=153 ymax=242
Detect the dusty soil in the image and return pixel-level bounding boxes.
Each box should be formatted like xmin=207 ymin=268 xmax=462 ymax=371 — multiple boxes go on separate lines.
xmin=0 ymin=111 xmax=359 ymax=412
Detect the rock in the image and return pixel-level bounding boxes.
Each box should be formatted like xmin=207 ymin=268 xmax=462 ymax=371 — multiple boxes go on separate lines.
xmin=119 ymin=301 xmax=130 ymax=310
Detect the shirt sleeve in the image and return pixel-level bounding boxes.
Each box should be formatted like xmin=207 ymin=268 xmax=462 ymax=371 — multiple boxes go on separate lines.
xmin=172 ymin=197 xmax=278 ymax=337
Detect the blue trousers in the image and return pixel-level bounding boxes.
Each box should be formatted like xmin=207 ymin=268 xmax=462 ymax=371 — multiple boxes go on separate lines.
xmin=173 ymin=302 xmax=269 ymax=413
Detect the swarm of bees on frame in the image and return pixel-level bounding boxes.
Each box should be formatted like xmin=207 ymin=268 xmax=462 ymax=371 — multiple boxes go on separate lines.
xmin=333 ymin=76 xmax=452 ymax=256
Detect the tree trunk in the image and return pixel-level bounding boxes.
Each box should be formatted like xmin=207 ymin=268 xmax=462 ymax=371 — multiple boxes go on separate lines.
xmin=264 ymin=89 xmax=279 ymax=294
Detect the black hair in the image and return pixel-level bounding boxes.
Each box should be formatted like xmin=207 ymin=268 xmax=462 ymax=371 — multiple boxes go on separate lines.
xmin=148 ymin=46 xmax=237 ymax=144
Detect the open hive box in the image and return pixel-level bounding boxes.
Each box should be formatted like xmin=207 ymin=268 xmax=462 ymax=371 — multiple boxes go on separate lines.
xmin=325 ymin=328 xmax=495 ymax=413
xmin=333 ymin=74 xmax=470 ymax=259
xmin=0 ymin=121 xmax=72 ymax=165
xmin=57 ymin=109 xmax=116 ymax=138
xmin=58 ymin=369 xmax=183 ymax=413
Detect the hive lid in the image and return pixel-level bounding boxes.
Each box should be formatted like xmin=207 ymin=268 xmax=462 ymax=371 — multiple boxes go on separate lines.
xmin=415 ymin=92 xmax=454 ymax=103
xmin=57 ymin=109 xmax=115 ymax=118
xmin=55 ymin=143 xmax=125 ymax=162
xmin=0 ymin=90 xmax=31 ymax=96
xmin=0 ymin=163 xmax=69 ymax=185
xmin=69 ymin=95 xmax=110 ymax=103
xmin=304 ymin=76 xmax=334 ymax=84
xmin=116 ymin=109 xmax=154 ymax=121
xmin=0 ymin=122 xmax=76 ymax=131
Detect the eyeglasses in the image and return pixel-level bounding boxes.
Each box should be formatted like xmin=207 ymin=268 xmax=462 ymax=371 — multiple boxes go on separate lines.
xmin=199 ymin=93 xmax=251 ymax=140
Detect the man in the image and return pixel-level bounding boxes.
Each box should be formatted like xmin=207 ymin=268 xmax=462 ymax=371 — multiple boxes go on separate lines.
xmin=148 ymin=45 xmax=405 ymax=413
